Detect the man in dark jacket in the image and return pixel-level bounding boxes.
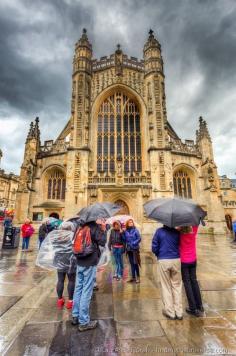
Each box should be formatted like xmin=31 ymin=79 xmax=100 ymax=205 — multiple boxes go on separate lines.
xmin=72 ymin=221 xmax=107 ymax=331
xmin=152 ymin=225 xmax=183 ymax=320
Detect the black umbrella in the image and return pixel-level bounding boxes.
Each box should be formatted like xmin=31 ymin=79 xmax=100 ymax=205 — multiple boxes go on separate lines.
xmin=143 ymin=198 xmax=207 ymax=228
xmin=76 ymin=202 xmax=121 ymax=224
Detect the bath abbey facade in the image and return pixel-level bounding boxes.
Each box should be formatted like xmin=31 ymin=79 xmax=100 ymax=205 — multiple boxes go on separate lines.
xmin=15 ymin=29 xmax=228 ymax=234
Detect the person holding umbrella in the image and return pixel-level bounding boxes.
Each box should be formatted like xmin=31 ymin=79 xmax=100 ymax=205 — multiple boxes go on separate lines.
xmin=71 ymin=202 xmax=119 ymax=331
xmin=152 ymin=225 xmax=183 ymax=320
xmin=144 ymin=197 xmax=206 ymax=320
xmin=179 ymin=225 xmax=204 ymax=317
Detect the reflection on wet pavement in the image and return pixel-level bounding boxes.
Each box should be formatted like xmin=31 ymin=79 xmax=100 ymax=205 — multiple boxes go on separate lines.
xmin=1 ymin=232 xmax=236 ymax=355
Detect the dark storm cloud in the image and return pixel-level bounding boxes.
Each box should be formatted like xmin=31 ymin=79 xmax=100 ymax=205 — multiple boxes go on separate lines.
xmin=0 ymin=0 xmax=236 ymax=177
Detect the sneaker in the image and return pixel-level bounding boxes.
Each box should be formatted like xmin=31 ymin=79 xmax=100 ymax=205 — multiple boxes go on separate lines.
xmin=176 ymin=315 xmax=183 ymax=320
xmin=57 ymin=298 xmax=65 ymax=309
xmin=136 ymin=278 xmax=140 ymax=284
xmin=116 ymin=277 xmax=120 ymax=281
xmin=78 ymin=320 xmax=98 ymax=332
xmin=162 ymin=310 xmax=176 ymax=320
xmin=66 ymin=300 xmax=73 ymax=309
xmin=186 ymin=308 xmax=201 ymax=317
xmin=71 ymin=317 xmax=79 ymax=326
xmin=113 ymin=275 xmax=118 ymax=279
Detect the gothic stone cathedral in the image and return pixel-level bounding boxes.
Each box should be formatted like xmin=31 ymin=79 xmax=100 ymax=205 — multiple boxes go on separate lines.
xmin=15 ymin=29 xmax=226 ymax=237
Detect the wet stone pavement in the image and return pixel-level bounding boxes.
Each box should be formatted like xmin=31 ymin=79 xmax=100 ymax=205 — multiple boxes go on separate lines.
xmin=0 ymin=229 xmax=236 ymax=355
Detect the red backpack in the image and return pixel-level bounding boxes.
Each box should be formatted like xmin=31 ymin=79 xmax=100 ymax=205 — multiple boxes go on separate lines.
xmin=73 ymin=226 xmax=94 ymax=257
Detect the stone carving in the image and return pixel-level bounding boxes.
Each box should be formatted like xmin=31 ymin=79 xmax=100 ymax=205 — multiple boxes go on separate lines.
xmin=170 ymin=139 xmax=201 ymax=157
xmin=74 ymin=153 xmax=81 ymax=192
xmin=147 ymin=82 xmax=153 ymax=114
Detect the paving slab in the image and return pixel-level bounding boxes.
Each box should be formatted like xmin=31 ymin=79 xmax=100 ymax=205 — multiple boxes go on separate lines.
xmin=47 ymin=319 xmax=118 ymax=356
xmin=0 ymin=296 xmax=21 ymax=317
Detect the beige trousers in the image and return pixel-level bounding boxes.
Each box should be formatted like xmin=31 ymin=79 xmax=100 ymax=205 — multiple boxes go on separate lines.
xmin=158 ymin=258 xmax=183 ymax=318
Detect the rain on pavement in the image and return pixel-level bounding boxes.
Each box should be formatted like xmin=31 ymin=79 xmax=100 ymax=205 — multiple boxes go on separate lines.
xmin=0 ymin=227 xmax=236 ymax=355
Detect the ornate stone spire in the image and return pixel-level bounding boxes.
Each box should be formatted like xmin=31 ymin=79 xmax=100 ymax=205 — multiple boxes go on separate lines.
xmin=115 ymin=43 xmax=123 ymax=76
xmin=26 ymin=121 xmax=34 ymax=141
xmin=198 ymin=116 xmax=211 ymax=142
xmin=76 ymin=28 xmax=92 ymax=52
xmin=26 ymin=117 xmax=41 ymax=143
xmin=34 ymin=117 xmax=40 ymax=139
xmin=143 ymin=29 xmax=161 ymax=53
xmin=143 ymin=29 xmax=163 ymax=76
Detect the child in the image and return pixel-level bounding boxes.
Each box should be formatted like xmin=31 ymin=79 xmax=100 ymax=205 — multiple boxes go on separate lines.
xmin=21 ymin=218 xmax=35 ymax=251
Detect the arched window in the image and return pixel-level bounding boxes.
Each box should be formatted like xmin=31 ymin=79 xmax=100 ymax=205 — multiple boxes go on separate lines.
xmin=97 ymin=92 xmax=142 ymax=174
xmin=47 ymin=170 xmax=66 ymax=200
xmin=173 ymin=170 xmax=192 ymax=199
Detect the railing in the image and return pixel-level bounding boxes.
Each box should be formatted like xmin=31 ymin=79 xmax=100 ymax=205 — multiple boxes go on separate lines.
xmin=123 ymin=57 xmax=144 ymax=71
xmin=88 ymin=176 xmax=116 ymax=184
xmin=39 ymin=139 xmax=70 ymax=156
xmin=92 ymin=55 xmax=144 ymax=72
xmin=124 ymin=176 xmax=151 ymax=184
xmin=88 ymin=173 xmax=151 ymax=185
xmin=170 ymin=139 xmax=201 ymax=156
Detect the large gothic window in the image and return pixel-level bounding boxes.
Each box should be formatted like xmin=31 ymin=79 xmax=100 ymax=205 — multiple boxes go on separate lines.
xmin=47 ymin=170 xmax=66 ymax=200
xmin=97 ymin=92 xmax=142 ymax=174
xmin=173 ymin=170 xmax=192 ymax=199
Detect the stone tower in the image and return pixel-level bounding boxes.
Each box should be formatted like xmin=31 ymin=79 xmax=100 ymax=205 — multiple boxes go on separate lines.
xmin=196 ymin=117 xmax=225 ymax=233
xmin=15 ymin=118 xmax=40 ymax=222
xmin=65 ymin=29 xmax=93 ymax=217
xmin=143 ymin=30 xmax=172 ymax=196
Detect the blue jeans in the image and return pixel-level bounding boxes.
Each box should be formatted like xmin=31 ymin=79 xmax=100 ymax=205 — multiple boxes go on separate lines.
xmin=22 ymin=237 xmax=30 ymax=250
xmin=113 ymin=247 xmax=124 ymax=278
xmin=72 ymin=265 xmax=97 ymax=325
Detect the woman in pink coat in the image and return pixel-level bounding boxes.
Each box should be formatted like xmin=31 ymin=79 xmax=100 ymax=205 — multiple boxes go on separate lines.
xmin=179 ymin=226 xmax=204 ymax=317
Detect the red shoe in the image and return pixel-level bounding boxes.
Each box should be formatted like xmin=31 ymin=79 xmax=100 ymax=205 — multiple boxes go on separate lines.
xmin=57 ymin=298 xmax=65 ymax=308
xmin=66 ymin=300 xmax=73 ymax=309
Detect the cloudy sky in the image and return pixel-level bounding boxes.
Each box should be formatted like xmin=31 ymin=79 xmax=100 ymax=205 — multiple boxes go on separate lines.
xmin=0 ymin=0 xmax=235 ymax=177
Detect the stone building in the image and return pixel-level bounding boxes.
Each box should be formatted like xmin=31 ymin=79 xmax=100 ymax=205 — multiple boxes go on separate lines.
xmin=0 ymin=150 xmax=19 ymax=209
xmin=219 ymin=175 xmax=236 ymax=229
xmin=15 ymin=29 xmax=228 ymax=233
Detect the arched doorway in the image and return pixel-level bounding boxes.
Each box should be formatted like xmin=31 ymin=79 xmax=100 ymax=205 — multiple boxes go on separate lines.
xmin=115 ymin=200 xmax=130 ymax=215
xmin=225 ymin=214 xmax=232 ymax=231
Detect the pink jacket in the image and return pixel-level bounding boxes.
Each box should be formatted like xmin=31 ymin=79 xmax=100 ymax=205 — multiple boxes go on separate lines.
xmin=180 ymin=226 xmax=198 ymax=263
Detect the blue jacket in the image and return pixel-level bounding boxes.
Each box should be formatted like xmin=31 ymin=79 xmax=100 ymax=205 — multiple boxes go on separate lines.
xmin=123 ymin=227 xmax=141 ymax=251
xmin=233 ymin=221 xmax=236 ymax=232
xmin=152 ymin=226 xmax=180 ymax=260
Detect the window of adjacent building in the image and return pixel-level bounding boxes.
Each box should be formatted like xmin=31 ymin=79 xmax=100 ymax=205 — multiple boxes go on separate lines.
xmin=32 ymin=212 xmax=43 ymax=221
xmin=97 ymin=92 xmax=142 ymax=174
xmin=47 ymin=170 xmax=66 ymax=200
xmin=173 ymin=170 xmax=192 ymax=199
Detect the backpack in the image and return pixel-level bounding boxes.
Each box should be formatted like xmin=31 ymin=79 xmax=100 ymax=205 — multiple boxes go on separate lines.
xmin=73 ymin=226 xmax=94 ymax=257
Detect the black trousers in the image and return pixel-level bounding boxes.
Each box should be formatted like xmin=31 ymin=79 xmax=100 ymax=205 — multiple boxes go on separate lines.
xmin=181 ymin=261 xmax=203 ymax=311
xmin=56 ymin=271 xmax=76 ymax=300
xmin=127 ymin=251 xmax=140 ymax=278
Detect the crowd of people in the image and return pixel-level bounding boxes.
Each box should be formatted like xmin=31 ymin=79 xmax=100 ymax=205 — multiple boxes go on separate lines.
xmin=1 ymin=211 xmax=207 ymax=332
